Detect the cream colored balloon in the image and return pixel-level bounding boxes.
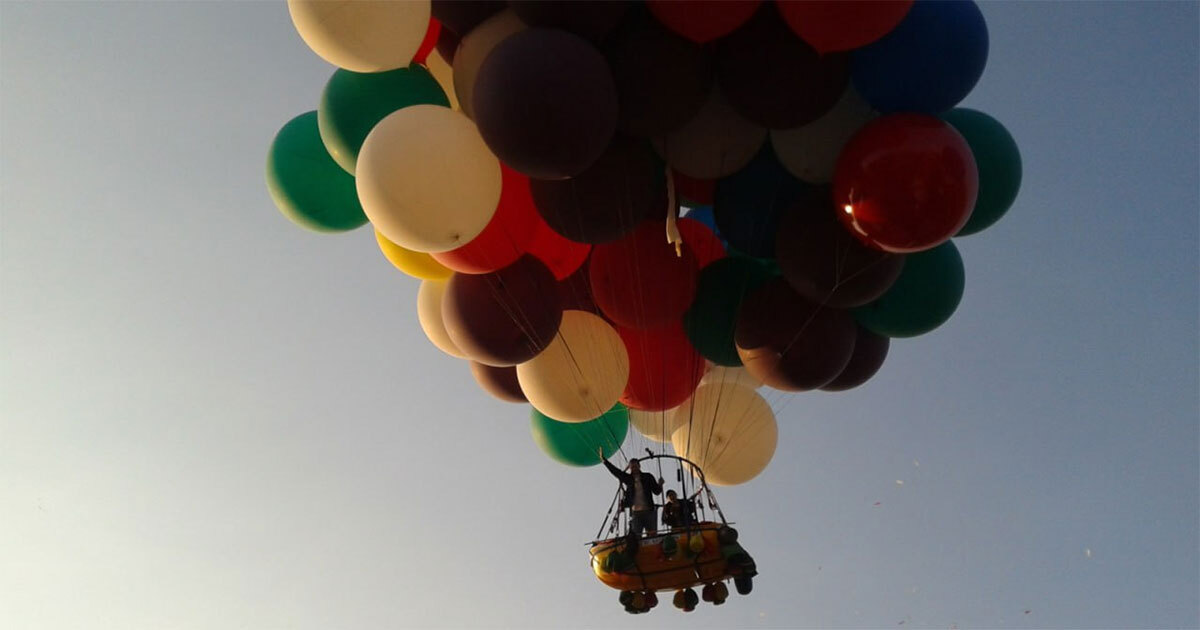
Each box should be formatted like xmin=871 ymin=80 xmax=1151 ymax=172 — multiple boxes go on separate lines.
xmin=357 ymin=105 xmax=502 ymax=253
xmin=699 ymin=366 xmax=763 ymax=390
xmin=771 ymin=86 xmax=877 ymax=184
xmin=517 ymin=310 xmax=630 ymax=423
xmin=288 ymin=0 xmax=430 ymax=73
xmin=452 ymin=10 xmax=526 ymax=118
xmin=652 ymin=86 xmax=767 ymax=180
xmin=628 ymin=407 xmax=681 ymax=443
xmin=416 ymin=279 xmax=468 ymax=359
xmin=671 ymin=384 xmax=777 ymax=486
xmin=426 ymin=49 xmax=460 ymax=111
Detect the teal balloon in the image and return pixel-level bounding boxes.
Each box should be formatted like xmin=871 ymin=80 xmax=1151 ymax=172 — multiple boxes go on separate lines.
xmin=853 ymin=241 xmax=965 ymax=338
xmin=683 ymin=257 xmax=776 ymax=366
xmin=318 ymin=64 xmax=449 ymax=175
xmin=531 ymin=403 xmax=629 ymax=467
xmin=266 ymin=111 xmax=367 ymax=233
xmin=943 ymin=108 xmax=1022 ymax=236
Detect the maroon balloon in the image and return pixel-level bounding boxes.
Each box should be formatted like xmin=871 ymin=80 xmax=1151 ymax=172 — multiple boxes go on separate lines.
xmin=820 ymin=325 xmax=889 ymax=391
xmin=434 ymin=25 xmax=460 ymax=64
xmin=715 ymin=3 xmax=849 ymax=129
xmin=530 ymin=135 xmax=664 ymax=244
xmin=604 ymin=6 xmax=713 ymax=137
xmin=469 ymin=361 xmax=527 ymax=403
xmin=557 ymin=259 xmax=601 ymax=315
xmin=442 ymin=256 xmax=563 ymax=367
xmin=775 ymin=186 xmax=905 ymax=308
xmin=510 ymin=0 xmax=629 ymax=42
xmin=431 ymin=0 xmax=504 ymax=37
xmin=833 ymin=114 xmax=978 ymax=253
xmin=735 ymin=279 xmax=857 ymax=391
xmin=590 ymin=221 xmax=699 ymax=330
xmin=473 ymin=29 xmax=618 ymax=180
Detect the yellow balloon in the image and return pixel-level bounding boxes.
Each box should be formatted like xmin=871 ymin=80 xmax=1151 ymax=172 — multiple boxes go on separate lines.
xmin=287 ymin=0 xmax=430 ymax=73
xmin=771 ymin=86 xmax=877 ymax=184
xmin=416 ymin=279 xmax=468 ymax=359
xmin=375 ymin=229 xmax=452 ymax=280
xmin=517 ymin=310 xmax=630 ymax=423
xmin=425 ymin=49 xmax=460 ymax=111
xmin=652 ymin=86 xmax=766 ymax=180
xmin=628 ymin=407 xmax=680 ymax=443
xmin=452 ymin=10 xmax=526 ymax=119
xmin=357 ymin=105 xmax=502 ymax=253
xmin=699 ymin=366 xmax=763 ymax=390
xmin=671 ymin=384 xmax=777 ymax=486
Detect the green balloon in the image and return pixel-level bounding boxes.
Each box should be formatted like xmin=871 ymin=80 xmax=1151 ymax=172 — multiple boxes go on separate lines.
xmin=265 ymin=111 xmax=367 ymax=233
xmin=943 ymin=108 xmax=1022 ymax=236
xmin=683 ymin=257 xmax=776 ymax=366
xmin=853 ymin=241 xmax=965 ymax=338
xmin=530 ymin=403 xmax=629 ymax=467
xmin=318 ymin=64 xmax=449 ymax=175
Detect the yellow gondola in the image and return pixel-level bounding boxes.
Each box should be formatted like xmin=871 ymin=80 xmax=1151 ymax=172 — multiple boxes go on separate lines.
xmin=587 ymin=454 xmax=757 ymax=614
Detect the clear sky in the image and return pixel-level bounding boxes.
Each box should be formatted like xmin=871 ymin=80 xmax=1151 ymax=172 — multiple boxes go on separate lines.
xmin=2 ymin=2 xmax=1197 ymax=629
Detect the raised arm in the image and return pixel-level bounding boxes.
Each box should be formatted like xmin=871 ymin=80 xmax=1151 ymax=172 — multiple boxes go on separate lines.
xmin=601 ymin=454 xmax=628 ymax=482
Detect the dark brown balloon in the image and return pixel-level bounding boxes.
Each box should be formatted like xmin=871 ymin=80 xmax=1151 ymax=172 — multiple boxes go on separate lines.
xmin=473 ymin=29 xmax=618 ymax=180
xmin=435 ymin=24 xmax=460 ymax=64
xmin=715 ymin=3 xmax=849 ymax=129
xmin=735 ymin=279 xmax=856 ymax=391
xmin=510 ymin=0 xmax=630 ymax=42
xmin=442 ymin=256 xmax=563 ymax=367
xmin=469 ymin=361 xmax=527 ymax=402
xmin=775 ymin=187 xmax=906 ymax=308
xmin=530 ymin=135 xmax=664 ymax=244
xmin=603 ymin=6 xmax=714 ymax=137
xmin=431 ymin=0 xmax=505 ymax=37
xmin=821 ymin=325 xmax=889 ymax=391
xmin=558 ymin=259 xmax=601 ymax=315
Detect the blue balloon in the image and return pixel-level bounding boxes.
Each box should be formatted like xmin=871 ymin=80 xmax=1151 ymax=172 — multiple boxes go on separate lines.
xmin=713 ymin=147 xmax=812 ymax=258
xmin=851 ymin=0 xmax=988 ymax=114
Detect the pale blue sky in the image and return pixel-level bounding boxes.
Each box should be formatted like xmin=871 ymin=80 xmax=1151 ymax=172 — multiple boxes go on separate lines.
xmin=2 ymin=2 xmax=1196 ymax=629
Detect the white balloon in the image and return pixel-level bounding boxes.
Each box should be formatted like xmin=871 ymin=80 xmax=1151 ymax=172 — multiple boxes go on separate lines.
xmin=671 ymin=384 xmax=777 ymax=486
xmin=628 ymin=407 xmax=680 ymax=443
xmin=357 ymin=105 xmax=502 ymax=253
xmin=699 ymin=366 xmax=763 ymax=390
xmin=770 ymin=86 xmax=877 ymax=184
xmin=517 ymin=310 xmax=630 ymax=423
xmin=452 ymin=10 xmax=526 ymax=119
xmin=416 ymin=279 xmax=468 ymax=359
xmin=288 ymin=0 xmax=430 ymax=73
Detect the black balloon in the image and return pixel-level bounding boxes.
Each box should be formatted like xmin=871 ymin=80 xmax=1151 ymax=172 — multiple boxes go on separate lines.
xmin=821 ymin=325 xmax=889 ymax=391
xmin=775 ymin=189 xmax=906 ymax=308
xmin=714 ymin=145 xmax=810 ymax=258
xmin=434 ymin=25 xmax=460 ymax=64
xmin=735 ymin=279 xmax=857 ymax=391
xmin=510 ymin=0 xmax=629 ymax=42
xmin=473 ymin=29 xmax=619 ymax=180
xmin=469 ymin=361 xmax=527 ymax=403
xmin=716 ymin=3 xmax=849 ymax=129
xmin=431 ymin=0 xmax=505 ymax=37
xmin=604 ymin=6 xmax=714 ymax=137
xmin=442 ymin=256 xmax=563 ymax=367
xmin=530 ymin=135 xmax=664 ymax=244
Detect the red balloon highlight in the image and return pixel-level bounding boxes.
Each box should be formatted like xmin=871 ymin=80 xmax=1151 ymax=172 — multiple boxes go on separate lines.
xmin=833 ymin=114 xmax=978 ymax=253
xmin=677 ymin=217 xmax=725 ymax=268
xmin=618 ymin=322 xmax=706 ymax=411
xmin=526 ymin=213 xmax=591 ymax=280
xmin=590 ymin=221 xmax=699 ymax=329
xmin=776 ymin=1 xmax=913 ymax=53
xmin=414 ymin=17 xmax=442 ymax=65
xmin=433 ymin=165 xmax=539 ymax=274
xmin=647 ymin=0 xmax=761 ymax=43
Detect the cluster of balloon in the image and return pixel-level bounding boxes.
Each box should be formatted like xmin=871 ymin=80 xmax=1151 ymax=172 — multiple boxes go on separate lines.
xmin=268 ymin=0 xmax=1021 ymax=488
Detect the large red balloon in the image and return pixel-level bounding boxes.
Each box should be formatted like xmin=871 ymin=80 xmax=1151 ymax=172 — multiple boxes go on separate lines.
xmin=433 ymin=165 xmax=538 ymax=274
xmin=677 ymin=217 xmax=725 ymax=268
xmin=618 ymin=322 xmax=706 ymax=411
xmin=672 ymin=170 xmax=715 ymax=206
xmin=525 ymin=214 xmax=591 ymax=280
xmin=414 ymin=18 xmax=442 ymax=65
xmin=647 ymin=0 xmax=760 ymax=43
xmin=735 ymin=279 xmax=857 ymax=391
xmin=833 ymin=114 xmax=978 ymax=253
xmin=774 ymin=187 xmax=905 ymax=308
xmin=590 ymin=221 xmax=698 ymax=329
xmin=442 ymin=255 xmax=562 ymax=366
xmin=776 ymin=1 xmax=913 ymax=53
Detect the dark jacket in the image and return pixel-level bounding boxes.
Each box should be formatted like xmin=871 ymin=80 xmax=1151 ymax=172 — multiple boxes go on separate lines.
xmin=603 ymin=458 xmax=662 ymax=510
